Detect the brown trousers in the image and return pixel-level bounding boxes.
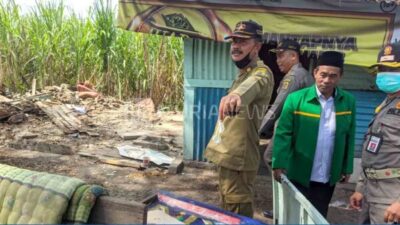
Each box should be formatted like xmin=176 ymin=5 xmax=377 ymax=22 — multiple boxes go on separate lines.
xmin=218 ymin=166 xmax=257 ymax=218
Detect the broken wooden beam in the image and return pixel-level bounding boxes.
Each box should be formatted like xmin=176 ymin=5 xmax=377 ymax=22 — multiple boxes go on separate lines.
xmin=78 ymin=152 xmax=142 ymax=169
xmin=35 ymin=101 xmax=82 ymax=134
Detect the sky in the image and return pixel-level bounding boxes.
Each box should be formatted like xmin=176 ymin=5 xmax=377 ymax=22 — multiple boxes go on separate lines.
xmin=11 ymin=0 xmax=118 ymax=17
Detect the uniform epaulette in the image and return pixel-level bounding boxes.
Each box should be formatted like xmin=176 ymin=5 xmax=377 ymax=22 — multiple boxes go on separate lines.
xmin=253 ymin=61 xmax=272 ymax=78
xmin=252 ymin=67 xmax=267 ymax=76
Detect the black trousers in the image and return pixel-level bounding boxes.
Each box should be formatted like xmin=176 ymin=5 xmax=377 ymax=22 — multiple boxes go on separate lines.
xmin=291 ymin=180 xmax=336 ymax=217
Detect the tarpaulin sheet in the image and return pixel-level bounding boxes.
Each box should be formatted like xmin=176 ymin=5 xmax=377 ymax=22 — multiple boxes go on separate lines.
xmin=146 ymin=191 xmax=266 ymax=225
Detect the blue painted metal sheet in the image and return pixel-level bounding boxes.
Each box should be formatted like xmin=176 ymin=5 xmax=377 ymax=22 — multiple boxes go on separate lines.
xmin=350 ymin=90 xmax=386 ymax=157
xmin=184 ymin=39 xmax=236 ymax=82
xmin=192 ymin=87 xmax=227 ymax=161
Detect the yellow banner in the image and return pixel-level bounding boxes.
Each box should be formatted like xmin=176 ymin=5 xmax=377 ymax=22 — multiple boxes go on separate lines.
xmin=118 ymin=1 xmax=394 ymax=67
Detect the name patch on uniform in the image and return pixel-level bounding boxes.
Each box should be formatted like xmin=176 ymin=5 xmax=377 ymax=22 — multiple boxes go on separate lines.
xmin=387 ymin=108 xmax=400 ymax=116
xmin=366 ymin=133 xmax=383 ymax=154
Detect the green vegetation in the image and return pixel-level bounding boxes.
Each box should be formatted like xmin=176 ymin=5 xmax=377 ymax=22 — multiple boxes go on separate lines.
xmin=0 ymin=0 xmax=184 ymax=110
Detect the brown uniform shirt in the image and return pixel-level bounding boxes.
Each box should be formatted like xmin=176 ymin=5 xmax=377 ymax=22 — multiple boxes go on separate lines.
xmin=204 ymin=59 xmax=274 ymax=171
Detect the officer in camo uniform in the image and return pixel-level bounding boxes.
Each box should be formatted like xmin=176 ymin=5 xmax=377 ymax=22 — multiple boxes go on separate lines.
xmin=350 ymin=42 xmax=400 ymax=224
xmin=204 ymin=20 xmax=274 ymax=218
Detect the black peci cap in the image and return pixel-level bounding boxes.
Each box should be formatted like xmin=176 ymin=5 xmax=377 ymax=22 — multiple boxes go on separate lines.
xmin=317 ymin=51 xmax=344 ymax=69
xmin=271 ymin=39 xmax=300 ymax=54
xmin=370 ymin=42 xmax=400 ymax=68
xmin=224 ymin=20 xmax=263 ymax=41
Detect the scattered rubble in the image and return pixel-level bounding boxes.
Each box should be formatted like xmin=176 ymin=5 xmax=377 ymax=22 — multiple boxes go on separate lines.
xmin=0 ymin=83 xmax=184 ymax=176
xmin=0 ymin=83 xmax=361 ymax=224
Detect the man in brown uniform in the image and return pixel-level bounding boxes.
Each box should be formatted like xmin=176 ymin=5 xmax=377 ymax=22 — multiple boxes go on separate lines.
xmin=259 ymin=39 xmax=314 ymax=166
xmin=350 ymin=42 xmax=400 ymax=224
xmin=204 ymin=20 xmax=274 ymax=217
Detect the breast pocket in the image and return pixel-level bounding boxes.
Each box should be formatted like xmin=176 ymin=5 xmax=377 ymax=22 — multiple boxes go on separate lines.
xmin=379 ymin=116 xmax=400 ymax=147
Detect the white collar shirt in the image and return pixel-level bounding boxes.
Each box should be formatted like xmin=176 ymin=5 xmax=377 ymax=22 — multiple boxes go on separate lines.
xmin=310 ymin=86 xmax=336 ymax=183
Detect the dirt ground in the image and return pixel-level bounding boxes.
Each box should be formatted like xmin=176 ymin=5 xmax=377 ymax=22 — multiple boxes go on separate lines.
xmin=0 ymin=93 xmax=360 ymax=224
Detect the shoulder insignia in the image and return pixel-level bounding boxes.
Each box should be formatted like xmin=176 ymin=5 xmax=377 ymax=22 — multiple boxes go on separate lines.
xmin=281 ymin=78 xmax=291 ymax=90
xmin=253 ymin=67 xmax=267 ymax=76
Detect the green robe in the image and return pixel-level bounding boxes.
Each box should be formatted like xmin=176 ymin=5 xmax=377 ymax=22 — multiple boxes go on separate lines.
xmin=272 ymin=85 xmax=356 ymax=187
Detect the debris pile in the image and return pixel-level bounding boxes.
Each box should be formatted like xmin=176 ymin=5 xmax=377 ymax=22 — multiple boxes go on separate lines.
xmin=0 ymin=82 xmax=184 ymax=175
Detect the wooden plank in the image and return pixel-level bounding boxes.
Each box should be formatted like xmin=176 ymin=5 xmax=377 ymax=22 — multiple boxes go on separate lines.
xmin=88 ymin=196 xmax=147 ymax=224
xmin=35 ymin=102 xmax=81 ymax=134
xmin=78 ymin=152 xmax=142 ymax=169
xmin=51 ymin=106 xmax=76 ymax=131
xmin=59 ymin=104 xmax=82 ymax=127
xmin=31 ymin=78 xmax=36 ymax=96
xmin=98 ymin=157 xmax=142 ymax=169
xmin=54 ymin=105 xmax=81 ymax=130
xmin=36 ymin=102 xmax=72 ymax=133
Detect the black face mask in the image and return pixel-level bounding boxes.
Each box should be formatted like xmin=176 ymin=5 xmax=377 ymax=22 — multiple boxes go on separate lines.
xmin=233 ymin=52 xmax=251 ymax=69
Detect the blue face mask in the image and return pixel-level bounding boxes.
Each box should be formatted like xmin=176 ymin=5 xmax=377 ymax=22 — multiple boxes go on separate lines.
xmin=376 ymin=72 xmax=400 ymax=93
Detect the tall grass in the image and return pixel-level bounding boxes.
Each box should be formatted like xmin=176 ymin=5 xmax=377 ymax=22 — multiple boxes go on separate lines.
xmin=0 ymin=0 xmax=184 ymax=110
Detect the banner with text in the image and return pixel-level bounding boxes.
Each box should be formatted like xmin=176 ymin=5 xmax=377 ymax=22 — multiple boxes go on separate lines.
xmin=118 ymin=0 xmax=395 ymax=67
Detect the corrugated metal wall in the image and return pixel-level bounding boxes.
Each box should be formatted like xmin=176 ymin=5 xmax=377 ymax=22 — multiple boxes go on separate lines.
xmin=339 ymin=65 xmax=377 ymax=90
xmin=186 ymin=39 xmax=236 ymax=81
xmin=183 ymin=39 xmax=235 ymax=160
xmin=192 ymin=88 xmax=227 ymax=160
xmin=184 ymin=38 xmax=385 ymax=161
xmin=350 ymin=90 xmax=386 ymax=157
